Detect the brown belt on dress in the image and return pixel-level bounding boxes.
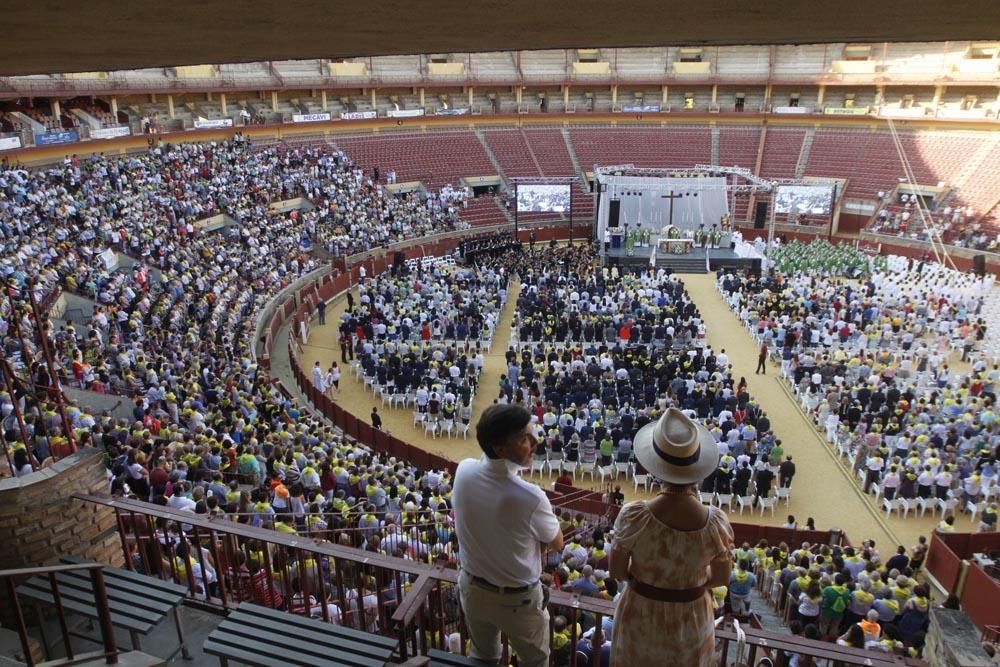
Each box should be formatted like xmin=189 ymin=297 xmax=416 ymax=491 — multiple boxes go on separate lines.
xmin=629 ymin=578 xmax=708 ymax=602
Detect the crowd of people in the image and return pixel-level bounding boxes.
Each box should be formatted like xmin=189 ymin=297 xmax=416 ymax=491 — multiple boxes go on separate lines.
xmin=338 ymin=257 xmax=508 ymax=432
xmin=2 ymin=136 xmax=990 ymax=665
xmin=720 ymin=242 xmax=999 ymax=531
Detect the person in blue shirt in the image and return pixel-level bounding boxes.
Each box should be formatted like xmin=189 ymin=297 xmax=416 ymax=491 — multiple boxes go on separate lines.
xmin=728 ymin=558 xmax=757 ymax=618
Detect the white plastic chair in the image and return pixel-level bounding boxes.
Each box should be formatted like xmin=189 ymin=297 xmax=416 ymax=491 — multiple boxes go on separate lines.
xmin=459 ymin=422 xmax=470 ymax=439
xmin=966 ymin=500 xmax=987 ymax=524
xmin=776 ymin=487 xmax=791 ymax=506
xmin=579 ymin=461 xmax=597 ymax=481
xmin=423 ymin=419 xmax=438 ymax=438
xmin=614 ymin=461 xmax=632 ymax=479
xmin=439 ymin=418 xmax=455 ymax=439
xmin=737 ymin=495 xmax=755 ymax=514
xmin=598 ymin=465 xmax=615 ymax=484
xmin=530 ymin=459 xmax=547 ymax=479
xmin=758 ymin=496 xmax=778 ymax=517
xmin=915 ymin=496 xmax=932 ymax=517
xmin=935 ymin=496 xmax=958 ymax=517
xmin=562 ymin=462 xmax=579 ymax=481
xmin=632 ymin=473 xmax=648 ymax=492
xmin=412 ymin=411 xmax=424 ymax=427
xmin=882 ymin=497 xmax=901 ymax=517
xmin=715 ymin=493 xmax=734 ymax=511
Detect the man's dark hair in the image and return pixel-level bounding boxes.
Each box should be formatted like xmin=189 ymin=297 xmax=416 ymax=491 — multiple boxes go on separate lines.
xmin=476 ymin=404 xmax=532 ymax=459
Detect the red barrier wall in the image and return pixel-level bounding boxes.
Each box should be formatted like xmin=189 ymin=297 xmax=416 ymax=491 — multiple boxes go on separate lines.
xmin=925 ymin=534 xmax=964 ymax=592
xmin=960 ymin=564 xmax=1000 ymax=631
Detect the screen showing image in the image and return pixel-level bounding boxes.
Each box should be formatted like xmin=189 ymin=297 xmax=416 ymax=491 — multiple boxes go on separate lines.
xmin=774 ymin=184 xmax=834 ymax=216
xmin=516 ymin=184 xmax=571 ymax=213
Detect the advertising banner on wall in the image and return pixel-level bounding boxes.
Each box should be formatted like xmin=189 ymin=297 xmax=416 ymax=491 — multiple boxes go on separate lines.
xmin=823 ymin=107 xmax=870 ymax=115
xmin=35 ymin=130 xmax=79 ymax=145
xmin=340 ymin=111 xmax=377 ymax=120
xmin=434 ymin=108 xmax=470 ymax=116
xmin=772 ymin=106 xmax=812 ymax=114
xmin=292 ymin=113 xmax=332 ymax=123
xmin=90 ymin=126 xmax=131 ymax=139
xmin=193 ymin=118 xmax=234 ymax=129
xmin=387 ymin=108 xmax=425 ymax=118
xmin=0 ymin=136 xmax=22 ymax=150
xmin=621 ymin=104 xmax=661 ymax=113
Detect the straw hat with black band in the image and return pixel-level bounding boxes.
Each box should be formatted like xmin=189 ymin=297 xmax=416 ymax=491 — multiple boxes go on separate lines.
xmin=633 ymin=407 xmax=720 ymax=486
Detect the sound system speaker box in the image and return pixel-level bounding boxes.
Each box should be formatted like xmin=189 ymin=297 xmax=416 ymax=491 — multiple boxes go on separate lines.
xmin=754 ymin=201 xmax=768 ymax=229
xmin=608 ymin=200 xmax=621 ymax=228
xmin=973 ymin=254 xmax=986 ymax=276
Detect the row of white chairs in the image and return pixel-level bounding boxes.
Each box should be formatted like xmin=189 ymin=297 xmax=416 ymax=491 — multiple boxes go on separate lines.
xmin=411 ymin=411 xmax=471 ymax=439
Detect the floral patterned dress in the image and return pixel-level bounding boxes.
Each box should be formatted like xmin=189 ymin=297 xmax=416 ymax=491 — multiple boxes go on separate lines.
xmin=610 ymin=501 xmax=734 ymax=666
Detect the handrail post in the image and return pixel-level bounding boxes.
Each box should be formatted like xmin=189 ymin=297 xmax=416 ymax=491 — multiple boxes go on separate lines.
xmin=5 ymin=577 xmax=35 ymax=667
xmin=89 ymin=568 xmax=118 ymax=664
xmin=47 ymin=572 xmax=74 ymax=661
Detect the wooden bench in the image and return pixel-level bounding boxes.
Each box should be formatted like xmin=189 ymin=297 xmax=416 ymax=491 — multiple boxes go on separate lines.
xmin=203 ymin=602 xmax=399 ymax=666
xmin=16 ymin=554 xmax=191 ymax=660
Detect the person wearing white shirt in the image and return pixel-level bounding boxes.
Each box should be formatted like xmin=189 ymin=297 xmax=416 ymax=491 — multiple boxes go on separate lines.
xmin=453 ymin=405 xmax=563 ymax=667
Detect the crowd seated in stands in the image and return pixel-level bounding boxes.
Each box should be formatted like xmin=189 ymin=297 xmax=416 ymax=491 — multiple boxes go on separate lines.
xmin=720 ymin=241 xmax=999 ymax=527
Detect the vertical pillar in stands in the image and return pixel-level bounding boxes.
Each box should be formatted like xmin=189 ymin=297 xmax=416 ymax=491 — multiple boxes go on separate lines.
xmin=321 ymin=91 xmax=328 ymax=111
xmin=816 ymin=85 xmax=826 ymax=107
xmin=167 ymin=95 xmax=174 ymax=119
xmin=110 ymin=97 xmax=118 ymax=119
xmin=219 ymin=94 xmax=227 ymax=116
xmin=661 ymin=85 xmax=669 ymax=106
xmin=271 ymin=91 xmax=279 ymax=113
xmin=50 ymin=99 xmax=60 ymax=120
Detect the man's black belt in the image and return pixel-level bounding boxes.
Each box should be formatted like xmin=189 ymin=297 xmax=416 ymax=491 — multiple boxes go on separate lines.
xmin=470 ymin=575 xmax=538 ymax=594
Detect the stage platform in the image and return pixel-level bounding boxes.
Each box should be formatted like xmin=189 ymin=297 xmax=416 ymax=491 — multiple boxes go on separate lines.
xmin=602 ymin=245 xmax=760 ymax=274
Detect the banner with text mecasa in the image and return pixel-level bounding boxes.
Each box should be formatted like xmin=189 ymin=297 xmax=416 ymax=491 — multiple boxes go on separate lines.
xmin=193 ymin=118 xmax=234 ymax=129
xmin=292 ymin=113 xmax=332 ymax=123
xmin=0 ymin=136 xmax=22 ymax=150
xmin=90 ymin=126 xmax=132 ymax=139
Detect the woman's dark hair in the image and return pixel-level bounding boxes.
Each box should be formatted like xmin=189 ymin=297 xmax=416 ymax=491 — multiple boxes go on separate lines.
xmin=844 ymin=623 xmax=865 ymax=648
xmin=476 ymin=404 xmax=531 ymax=459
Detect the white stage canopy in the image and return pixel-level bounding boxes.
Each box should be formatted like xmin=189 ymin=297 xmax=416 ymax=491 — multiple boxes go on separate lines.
xmin=598 ymin=175 xmax=730 ymax=239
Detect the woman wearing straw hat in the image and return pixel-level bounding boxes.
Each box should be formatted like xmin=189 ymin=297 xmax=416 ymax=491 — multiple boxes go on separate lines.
xmin=609 ymin=408 xmax=734 ymax=666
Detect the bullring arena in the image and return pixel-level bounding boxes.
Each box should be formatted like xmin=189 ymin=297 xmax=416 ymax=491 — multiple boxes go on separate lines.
xmin=0 ymin=11 xmax=1000 ymax=666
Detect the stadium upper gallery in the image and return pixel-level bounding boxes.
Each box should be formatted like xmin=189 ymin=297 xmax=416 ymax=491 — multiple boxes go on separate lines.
xmin=2 ymin=2 xmax=1000 ymax=665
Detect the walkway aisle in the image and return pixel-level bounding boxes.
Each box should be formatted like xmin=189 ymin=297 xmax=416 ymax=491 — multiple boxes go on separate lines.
xmin=300 ymin=280 xmax=521 ymax=464
xmin=681 ymin=273 xmax=938 ymax=548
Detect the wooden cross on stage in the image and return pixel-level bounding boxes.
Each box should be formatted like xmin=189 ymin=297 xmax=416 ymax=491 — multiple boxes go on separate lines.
xmin=661 ymin=190 xmax=682 ymax=227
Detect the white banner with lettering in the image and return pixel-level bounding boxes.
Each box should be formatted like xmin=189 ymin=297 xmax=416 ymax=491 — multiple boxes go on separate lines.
xmin=340 ymin=111 xmax=377 ymax=120
xmin=90 ymin=126 xmax=131 ymax=139
xmin=772 ymin=106 xmax=812 ymax=114
xmin=0 ymin=136 xmax=22 ymax=150
xmin=292 ymin=113 xmax=332 ymax=123
xmin=194 ymin=118 xmax=234 ymax=129
xmin=387 ymin=108 xmax=425 ymax=118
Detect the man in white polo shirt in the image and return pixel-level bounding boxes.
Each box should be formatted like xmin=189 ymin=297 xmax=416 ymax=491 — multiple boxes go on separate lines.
xmin=453 ymin=404 xmax=564 ymax=667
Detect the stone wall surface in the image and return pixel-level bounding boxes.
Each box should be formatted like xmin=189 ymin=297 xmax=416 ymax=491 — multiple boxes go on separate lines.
xmin=0 ymin=448 xmax=123 ymax=625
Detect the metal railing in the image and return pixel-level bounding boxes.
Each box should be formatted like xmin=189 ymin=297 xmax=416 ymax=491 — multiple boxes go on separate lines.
xmin=2 ymin=562 xmax=118 ymax=666
xmin=75 ymin=494 xmax=924 ymax=666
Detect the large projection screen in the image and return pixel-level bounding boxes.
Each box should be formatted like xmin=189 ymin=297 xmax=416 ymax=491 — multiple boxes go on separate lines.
xmin=517 ymin=184 xmax=571 ymax=213
xmin=775 ymin=184 xmax=834 ymax=216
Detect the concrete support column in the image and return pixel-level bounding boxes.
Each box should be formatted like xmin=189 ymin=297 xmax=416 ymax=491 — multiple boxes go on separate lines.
xmin=419 ymin=88 xmax=425 ymax=107
xmin=468 ymin=87 xmax=474 ymax=108
xmin=167 ymin=94 xmax=174 ymax=119
xmin=564 ymin=86 xmax=570 ymax=108
xmin=150 ymin=93 xmax=157 ymax=103
xmin=516 ymin=86 xmax=523 ymax=105
xmin=711 ymin=85 xmax=718 ymax=104
xmin=932 ymin=84 xmax=945 ymax=107
xmin=50 ymin=99 xmax=60 ymax=118
xmin=661 ymin=85 xmax=668 ymax=105
xmin=370 ymin=88 xmax=376 ymax=108
xmin=875 ymin=85 xmax=885 ymax=106
xmin=611 ymin=85 xmax=618 ymax=106
xmin=219 ymin=93 xmax=227 ymax=115
xmin=110 ymin=97 xmax=118 ymax=118
xmin=270 ymin=91 xmax=279 ymax=112
xmin=321 ymin=90 xmax=328 ymax=111
xmin=206 ymin=91 xmax=213 ymax=101
xmin=764 ymin=84 xmax=773 ymax=108
xmin=816 ymin=85 xmax=826 ymax=106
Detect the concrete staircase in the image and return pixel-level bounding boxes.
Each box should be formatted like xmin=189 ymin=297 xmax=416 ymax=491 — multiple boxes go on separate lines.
xmin=794 ymin=127 xmax=815 ymax=179
xmin=474 ymin=129 xmax=509 ymax=189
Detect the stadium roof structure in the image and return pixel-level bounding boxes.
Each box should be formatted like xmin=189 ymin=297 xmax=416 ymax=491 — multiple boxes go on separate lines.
xmin=1 ymin=0 xmax=999 ymax=77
